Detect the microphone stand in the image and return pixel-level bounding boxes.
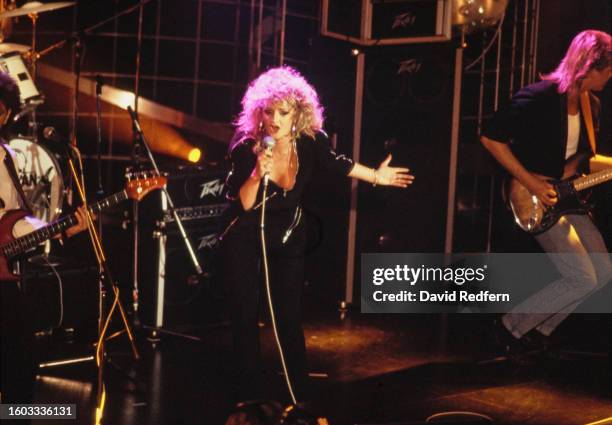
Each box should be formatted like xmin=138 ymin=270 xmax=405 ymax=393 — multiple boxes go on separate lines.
xmin=70 ymin=32 xmax=84 ymax=148
xmin=129 ymin=122 xmax=144 ymax=327
xmin=41 ymin=147 xmax=140 ymax=425
xmin=126 ymin=107 xmax=204 ymax=340
xmin=127 ymin=106 xmax=203 ymax=274
xmin=130 ymin=0 xmax=145 ymax=329
xmin=95 ymin=75 xmax=105 ymax=248
xmin=37 ymin=1 xmax=155 ymax=62
xmin=95 ymin=75 xmax=104 ymax=199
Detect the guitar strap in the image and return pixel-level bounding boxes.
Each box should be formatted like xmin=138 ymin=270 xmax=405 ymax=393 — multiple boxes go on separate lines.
xmin=1 ymin=143 xmax=33 ymax=214
xmin=580 ymin=91 xmax=597 ymax=155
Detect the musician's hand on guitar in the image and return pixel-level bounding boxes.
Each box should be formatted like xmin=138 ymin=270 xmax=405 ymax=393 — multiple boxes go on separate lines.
xmin=528 ymin=176 xmax=557 ymax=206
xmin=376 ymin=155 xmax=415 ymax=188
xmin=65 ymin=206 xmax=93 ymax=238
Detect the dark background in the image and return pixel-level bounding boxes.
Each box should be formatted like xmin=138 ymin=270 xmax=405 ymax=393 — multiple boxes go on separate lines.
xmin=7 ymin=0 xmax=610 ymax=332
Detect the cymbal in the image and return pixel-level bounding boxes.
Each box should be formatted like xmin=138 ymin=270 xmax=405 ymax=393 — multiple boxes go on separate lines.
xmin=0 ymin=42 xmax=30 ymax=54
xmin=0 ymin=1 xmax=75 ymax=19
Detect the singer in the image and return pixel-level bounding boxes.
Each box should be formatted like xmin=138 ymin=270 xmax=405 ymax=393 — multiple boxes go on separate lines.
xmin=218 ymin=66 xmax=414 ymax=401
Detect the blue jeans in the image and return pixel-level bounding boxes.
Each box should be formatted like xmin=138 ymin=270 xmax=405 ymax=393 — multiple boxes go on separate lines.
xmin=503 ymin=214 xmax=612 ymax=338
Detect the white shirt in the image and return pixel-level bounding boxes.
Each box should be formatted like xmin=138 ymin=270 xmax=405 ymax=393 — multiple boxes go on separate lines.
xmin=0 ymin=144 xmax=46 ymax=237
xmin=565 ymin=113 xmax=580 ymax=159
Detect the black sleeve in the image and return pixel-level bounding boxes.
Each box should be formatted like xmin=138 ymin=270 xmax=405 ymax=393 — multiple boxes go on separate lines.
xmin=312 ymin=131 xmax=355 ymax=176
xmin=225 ymin=139 xmax=256 ymax=201
xmin=481 ymin=85 xmax=539 ymax=144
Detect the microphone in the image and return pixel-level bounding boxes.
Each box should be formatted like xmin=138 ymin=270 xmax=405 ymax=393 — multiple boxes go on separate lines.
xmin=43 ymin=126 xmax=65 ymax=144
xmin=12 ymin=105 xmax=35 ymax=122
xmin=127 ymin=106 xmax=143 ymax=134
xmin=261 ymin=136 xmax=275 ymax=188
xmin=95 ymin=74 xmax=104 ymax=96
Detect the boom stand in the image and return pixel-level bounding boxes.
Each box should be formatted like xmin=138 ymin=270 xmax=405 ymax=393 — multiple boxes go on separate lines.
xmin=125 ymin=106 xmax=204 ymax=342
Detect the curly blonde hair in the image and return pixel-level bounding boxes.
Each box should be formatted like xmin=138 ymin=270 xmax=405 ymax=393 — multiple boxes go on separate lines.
xmin=234 ymin=66 xmax=324 ymax=141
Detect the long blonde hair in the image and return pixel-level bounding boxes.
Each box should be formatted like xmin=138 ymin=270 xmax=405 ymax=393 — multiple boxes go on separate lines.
xmin=540 ymin=30 xmax=612 ymax=93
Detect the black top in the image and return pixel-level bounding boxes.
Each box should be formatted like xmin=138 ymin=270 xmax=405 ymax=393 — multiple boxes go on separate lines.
xmin=222 ymin=131 xmax=354 ymax=232
xmin=482 ymin=80 xmax=599 ymax=179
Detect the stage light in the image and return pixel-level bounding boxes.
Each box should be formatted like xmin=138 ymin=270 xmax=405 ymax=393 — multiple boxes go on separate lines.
xmin=115 ymin=91 xmax=136 ymax=109
xmin=188 ymin=148 xmax=201 ymax=163
xmin=35 ymin=64 xmax=204 ymax=163
xmin=106 ymin=110 xmax=203 ymax=163
xmin=453 ymin=0 xmax=508 ymax=30
xmin=351 ymin=48 xmax=361 ymax=56
xmin=136 ymin=120 xmax=203 ymax=163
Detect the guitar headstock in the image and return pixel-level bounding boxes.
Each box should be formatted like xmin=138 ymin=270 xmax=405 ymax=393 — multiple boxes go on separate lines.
xmin=125 ymin=171 xmax=167 ymax=201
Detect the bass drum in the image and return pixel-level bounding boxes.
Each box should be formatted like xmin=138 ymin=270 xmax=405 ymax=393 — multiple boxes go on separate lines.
xmin=7 ymin=138 xmax=64 ymax=222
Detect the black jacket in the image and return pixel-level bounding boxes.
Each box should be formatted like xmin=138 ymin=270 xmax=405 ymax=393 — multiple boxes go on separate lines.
xmin=482 ymin=80 xmax=599 ymax=179
xmin=220 ymin=131 xmax=354 ymax=241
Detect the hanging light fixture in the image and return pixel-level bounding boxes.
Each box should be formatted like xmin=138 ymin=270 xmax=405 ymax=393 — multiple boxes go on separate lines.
xmin=452 ymin=0 xmax=509 ymax=31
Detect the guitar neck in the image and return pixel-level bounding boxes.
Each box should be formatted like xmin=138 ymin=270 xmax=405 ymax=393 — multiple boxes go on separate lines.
xmin=572 ymin=169 xmax=612 ymax=192
xmin=2 ymin=190 xmax=128 ymax=258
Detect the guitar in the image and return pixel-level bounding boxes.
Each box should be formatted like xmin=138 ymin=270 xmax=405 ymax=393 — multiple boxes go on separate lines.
xmin=0 ymin=174 xmax=167 ymax=281
xmin=505 ymin=155 xmax=612 ymax=234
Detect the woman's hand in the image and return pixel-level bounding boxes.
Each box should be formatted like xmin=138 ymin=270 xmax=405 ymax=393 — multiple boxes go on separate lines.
xmin=251 ymin=146 xmax=274 ymax=180
xmin=375 ymin=154 xmax=414 ymax=188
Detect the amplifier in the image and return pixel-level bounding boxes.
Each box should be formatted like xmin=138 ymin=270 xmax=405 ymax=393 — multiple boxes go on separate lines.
xmin=152 ymin=217 xmax=225 ymax=328
xmin=163 ymin=166 xmax=227 ymax=208
xmin=162 ymin=203 xmax=229 ymax=224
xmin=147 ymin=166 xmax=230 ymax=330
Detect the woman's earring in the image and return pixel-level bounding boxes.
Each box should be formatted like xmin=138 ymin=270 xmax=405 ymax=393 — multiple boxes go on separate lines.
xmin=258 ymin=121 xmax=264 ymax=132
xmin=291 ymin=123 xmax=297 ymax=135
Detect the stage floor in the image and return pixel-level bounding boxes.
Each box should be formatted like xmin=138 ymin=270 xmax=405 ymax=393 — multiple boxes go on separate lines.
xmin=32 ymin=308 xmax=612 ymax=425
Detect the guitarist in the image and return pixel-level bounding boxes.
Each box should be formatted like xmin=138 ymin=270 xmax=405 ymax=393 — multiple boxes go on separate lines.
xmin=0 ymin=72 xmax=88 ymax=408
xmin=481 ymin=30 xmax=612 ymax=353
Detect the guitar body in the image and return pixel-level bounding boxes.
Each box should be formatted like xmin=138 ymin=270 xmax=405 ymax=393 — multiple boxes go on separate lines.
xmin=505 ymin=175 xmax=593 ymax=234
xmin=0 ymin=209 xmax=30 ymax=281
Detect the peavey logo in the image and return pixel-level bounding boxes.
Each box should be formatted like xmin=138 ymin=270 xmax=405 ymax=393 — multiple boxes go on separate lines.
xmin=199 ymin=179 xmax=224 ymax=198
xmin=198 ymin=234 xmax=219 ymax=250
xmin=398 ymin=59 xmax=422 ymax=75
xmin=392 ymin=12 xmax=416 ymax=29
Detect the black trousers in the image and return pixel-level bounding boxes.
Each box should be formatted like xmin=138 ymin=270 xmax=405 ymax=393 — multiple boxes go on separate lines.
xmin=1 ymin=280 xmax=36 ymax=405
xmin=218 ymin=212 xmax=308 ymax=402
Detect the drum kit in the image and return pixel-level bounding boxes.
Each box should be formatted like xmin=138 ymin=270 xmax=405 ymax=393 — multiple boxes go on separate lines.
xmin=0 ymin=1 xmax=75 ymax=224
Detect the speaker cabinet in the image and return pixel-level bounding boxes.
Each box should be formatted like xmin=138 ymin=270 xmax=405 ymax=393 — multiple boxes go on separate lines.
xmin=321 ymin=0 xmax=452 ymax=45
xmin=138 ymin=166 xmax=229 ymax=330
xmin=357 ymin=42 xmax=456 ymax=253
xmin=152 ymin=217 xmax=226 ymax=329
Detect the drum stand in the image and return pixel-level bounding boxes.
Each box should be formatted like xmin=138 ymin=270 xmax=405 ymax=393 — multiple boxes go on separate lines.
xmin=26 ymin=9 xmax=38 ymax=79
xmin=67 ymin=150 xmax=140 ymax=424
